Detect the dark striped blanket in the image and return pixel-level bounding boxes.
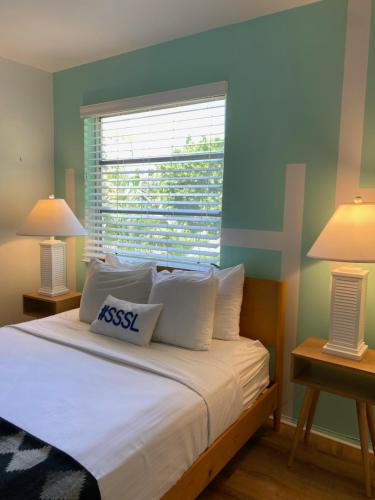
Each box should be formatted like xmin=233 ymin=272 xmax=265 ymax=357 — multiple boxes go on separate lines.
xmin=0 ymin=417 xmax=101 ymax=500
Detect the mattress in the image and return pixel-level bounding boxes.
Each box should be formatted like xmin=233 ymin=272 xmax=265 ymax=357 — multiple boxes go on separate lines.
xmin=0 ymin=310 xmax=269 ymax=500
xmin=60 ymin=309 xmax=270 ymax=409
xmin=58 ymin=309 xmax=270 ymax=408
xmin=204 ymin=336 xmax=269 ymax=408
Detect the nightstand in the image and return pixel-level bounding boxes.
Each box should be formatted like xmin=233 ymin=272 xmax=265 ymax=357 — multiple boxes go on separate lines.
xmin=23 ymin=291 xmax=82 ymax=318
xmin=288 ymin=337 xmax=375 ymax=497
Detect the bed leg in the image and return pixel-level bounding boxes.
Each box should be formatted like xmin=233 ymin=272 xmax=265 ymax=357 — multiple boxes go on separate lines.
xmin=273 ymin=408 xmax=281 ymax=432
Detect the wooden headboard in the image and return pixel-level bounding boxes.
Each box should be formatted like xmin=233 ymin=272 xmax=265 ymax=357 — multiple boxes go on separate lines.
xmin=240 ymin=276 xmax=286 ymax=346
xmin=240 ymin=276 xmax=286 ymax=387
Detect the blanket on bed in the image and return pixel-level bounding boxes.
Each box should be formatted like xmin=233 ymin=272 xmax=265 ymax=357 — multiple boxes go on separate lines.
xmin=0 ymin=417 xmax=101 ymax=500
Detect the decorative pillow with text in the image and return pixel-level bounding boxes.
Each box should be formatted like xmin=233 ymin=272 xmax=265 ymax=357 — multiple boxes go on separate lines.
xmin=90 ymin=295 xmax=163 ymax=347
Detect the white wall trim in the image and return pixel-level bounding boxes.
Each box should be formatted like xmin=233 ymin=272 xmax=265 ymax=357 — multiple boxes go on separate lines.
xmin=280 ymin=164 xmax=306 ymax=416
xmin=280 ymin=415 xmax=361 ymax=449
xmin=65 ymin=168 xmax=77 ymax=291
xmin=335 ymin=0 xmax=374 ymax=205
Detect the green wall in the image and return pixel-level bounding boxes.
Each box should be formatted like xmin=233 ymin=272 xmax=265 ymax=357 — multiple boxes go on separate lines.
xmin=53 ymin=0 xmax=375 ymax=443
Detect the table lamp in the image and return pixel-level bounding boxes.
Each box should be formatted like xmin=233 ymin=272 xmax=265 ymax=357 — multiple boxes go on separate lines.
xmin=18 ymin=195 xmax=86 ymax=296
xmin=307 ymin=196 xmax=375 ymax=360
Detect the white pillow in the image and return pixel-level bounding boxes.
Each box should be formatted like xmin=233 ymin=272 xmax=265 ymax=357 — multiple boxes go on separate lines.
xmin=79 ymin=260 xmax=154 ymax=323
xmin=161 ymin=264 xmax=245 ymax=340
xmin=105 ymin=254 xmax=157 ymax=271
xmin=148 ymin=270 xmax=218 ymax=350
xmin=90 ymin=295 xmax=163 ymax=347
xmin=213 ymin=264 xmax=245 ymax=340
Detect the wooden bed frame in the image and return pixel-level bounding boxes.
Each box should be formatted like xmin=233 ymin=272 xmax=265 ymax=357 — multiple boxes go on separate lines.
xmin=162 ymin=274 xmax=286 ymax=499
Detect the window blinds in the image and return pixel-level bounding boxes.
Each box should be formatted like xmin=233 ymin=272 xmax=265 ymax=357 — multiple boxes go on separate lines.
xmin=83 ymin=84 xmax=226 ymax=269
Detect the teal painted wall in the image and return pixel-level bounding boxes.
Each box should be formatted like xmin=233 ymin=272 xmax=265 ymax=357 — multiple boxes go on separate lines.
xmin=53 ymin=0 xmax=375 ymax=443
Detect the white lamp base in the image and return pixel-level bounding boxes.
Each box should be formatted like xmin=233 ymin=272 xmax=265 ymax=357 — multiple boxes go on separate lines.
xmin=39 ymin=239 xmax=69 ymax=296
xmin=322 ymin=340 xmax=368 ymax=360
xmin=324 ymin=266 xmax=369 ymax=361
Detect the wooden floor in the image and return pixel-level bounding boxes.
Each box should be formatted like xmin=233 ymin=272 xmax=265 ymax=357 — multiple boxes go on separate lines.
xmin=199 ymin=423 xmax=375 ymax=499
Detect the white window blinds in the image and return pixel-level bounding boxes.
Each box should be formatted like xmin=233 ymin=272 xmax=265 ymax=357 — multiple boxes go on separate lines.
xmin=83 ymin=83 xmax=226 ymax=269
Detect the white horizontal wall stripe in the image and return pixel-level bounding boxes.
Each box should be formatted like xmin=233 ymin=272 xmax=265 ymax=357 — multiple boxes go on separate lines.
xmin=221 ymin=228 xmax=283 ymax=250
xmin=80 ymin=81 xmax=228 ymax=117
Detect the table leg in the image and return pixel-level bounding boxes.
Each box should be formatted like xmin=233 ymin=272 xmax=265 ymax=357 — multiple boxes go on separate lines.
xmin=366 ymin=403 xmax=375 ymax=456
xmin=304 ymin=389 xmax=320 ymax=444
xmin=356 ymin=400 xmax=372 ymax=498
xmin=273 ymin=407 xmax=281 ymax=432
xmin=288 ymin=387 xmax=314 ymax=467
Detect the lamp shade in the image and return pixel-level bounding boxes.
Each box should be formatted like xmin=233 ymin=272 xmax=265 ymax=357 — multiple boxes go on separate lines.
xmin=17 ymin=196 xmax=86 ymax=237
xmin=307 ymin=200 xmax=375 ymax=263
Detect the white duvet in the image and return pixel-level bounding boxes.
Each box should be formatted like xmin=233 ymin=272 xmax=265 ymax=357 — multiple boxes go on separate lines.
xmin=0 ymin=310 xmax=269 ymax=500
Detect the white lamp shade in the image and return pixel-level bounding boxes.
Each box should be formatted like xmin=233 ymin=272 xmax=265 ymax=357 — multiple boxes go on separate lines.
xmin=307 ymin=201 xmax=375 ymax=263
xmin=17 ymin=197 xmax=86 ymax=237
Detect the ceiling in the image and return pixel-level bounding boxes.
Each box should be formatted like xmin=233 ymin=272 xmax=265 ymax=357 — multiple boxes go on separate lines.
xmin=0 ymin=0 xmax=320 ymax=73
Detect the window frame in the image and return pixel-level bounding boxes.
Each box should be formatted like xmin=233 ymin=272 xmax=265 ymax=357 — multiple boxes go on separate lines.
xmin=83 ymin=83 xmax=227 ymax=269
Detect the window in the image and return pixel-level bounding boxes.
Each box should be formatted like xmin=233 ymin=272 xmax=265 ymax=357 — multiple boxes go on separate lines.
xmin=82 ymin=83 xmax=226 ymax=269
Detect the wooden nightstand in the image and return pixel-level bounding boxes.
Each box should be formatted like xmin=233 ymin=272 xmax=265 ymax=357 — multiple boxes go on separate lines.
xmin=288 ymin=337 xmax=375 ymax=497
xmin=23 ymin=291 xmax=82 ymax=318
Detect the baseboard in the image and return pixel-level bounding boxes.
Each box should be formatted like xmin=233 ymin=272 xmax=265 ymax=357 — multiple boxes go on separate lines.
xmin=280 ymin=415 xmax=361 ymax=450
xmin=268 ymin=415 xmax=374 ymax=462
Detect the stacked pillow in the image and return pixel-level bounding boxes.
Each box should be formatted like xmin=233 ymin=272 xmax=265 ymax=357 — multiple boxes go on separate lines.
xmin=212 ymin=264 xmax=245 ymax=341
xmin=79 ymin=259 xmax=154 ymax=323
xmin=81 ymin=256 xmax=245 ymax=350
xmin=105 ymin=254 xmax=156 ymax=272
xmin=149 ymin=269 xmax=218 ymax=350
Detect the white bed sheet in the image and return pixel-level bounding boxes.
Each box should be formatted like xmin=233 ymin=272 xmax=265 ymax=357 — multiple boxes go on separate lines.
xmin=223 ymin=336 xmax=270 ymax=408
xmin=57 ymin=309 xmax=270 ymax=409
xmin=0 ymin=310 xmax=269 ymax=500
xmin=57 ymin=310 xmax=270 ymax=410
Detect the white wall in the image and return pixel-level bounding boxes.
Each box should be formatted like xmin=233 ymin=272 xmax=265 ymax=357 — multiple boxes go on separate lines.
xmin=0 ymin=57 xmax=53 ymax=325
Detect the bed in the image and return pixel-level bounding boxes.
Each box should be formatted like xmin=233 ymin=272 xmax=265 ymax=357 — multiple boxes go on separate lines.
xmin=0 ymin=274 xmax=285 ymax=499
